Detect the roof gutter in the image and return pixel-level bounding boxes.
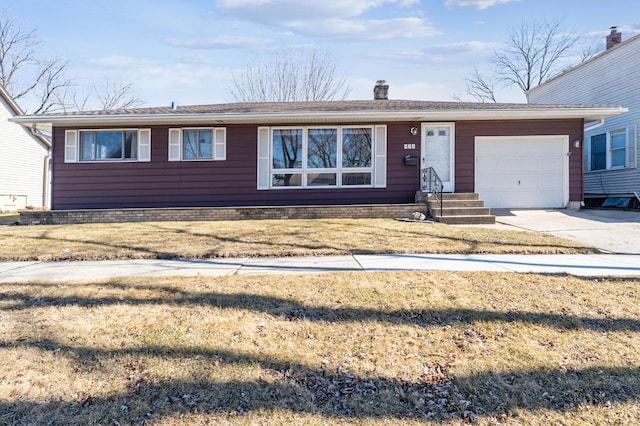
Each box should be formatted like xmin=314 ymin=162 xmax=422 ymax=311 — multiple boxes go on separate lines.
xmin=9 ymin=107 xmax=628 ymax=131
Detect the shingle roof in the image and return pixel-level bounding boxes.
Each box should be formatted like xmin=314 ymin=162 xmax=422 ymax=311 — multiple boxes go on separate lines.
xmin=10 ymin=98 xmax=627 ymax=131
xmin=45 ymin=99 xmax=615 ymax=117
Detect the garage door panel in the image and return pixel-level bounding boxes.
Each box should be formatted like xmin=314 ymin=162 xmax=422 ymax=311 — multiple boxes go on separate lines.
xmin=475 ymin=137 xmax=568 ymax=208
xmin=540 ymin=174 xmax=564 ymax=188
xmin=540 ymin=157 xmax=564 ymax=172
xmin=518 ymin=158 xmax=542 ymax=173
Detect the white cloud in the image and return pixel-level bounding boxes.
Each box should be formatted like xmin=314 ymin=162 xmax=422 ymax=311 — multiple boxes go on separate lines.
xmin=82 ymin=55 xmax=234 ymax=106
xmin=390 ymin=81 xmax=455 ymax=101
xmin=289 ymin=17 xmax=439 ymax=40
xmin=217 ymin=0 xmax=419 ymax=20
xmin=422 ymin=40 xmax=499 ymax=58
xmin=88 ymin=55 xmax=141 ymax=68
xmin=165 ymin=35 xmax=271 ymax=49
xmin=215 ymin=0 xmax=433 ymax=40
xmin=444 ymin=0 xmax=519 ymax=10
xmin=367 ymin=40 xmax=497 ymax=65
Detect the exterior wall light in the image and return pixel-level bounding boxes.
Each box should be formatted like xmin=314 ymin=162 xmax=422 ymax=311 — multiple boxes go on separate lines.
xmin=573 ymin=140 xmax=581 ymax=148
xmin=410 ymin=126 xmax=418 ymax=136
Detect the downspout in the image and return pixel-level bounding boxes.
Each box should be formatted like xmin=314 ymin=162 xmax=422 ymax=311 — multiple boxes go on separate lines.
xmin=42 ymin=155 xmax=50 ymax=209
xmin=584 ymin=118 xmax=605 ymax=133
xmin=29 ymin=126 xmax=52 ymax=209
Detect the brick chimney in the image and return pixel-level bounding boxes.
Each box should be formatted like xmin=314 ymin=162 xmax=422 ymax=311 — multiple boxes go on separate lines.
xmin=373 ymin=80 xmax=389 ymax=100
xmin=606 ymin=27 xmax=622 ymax=49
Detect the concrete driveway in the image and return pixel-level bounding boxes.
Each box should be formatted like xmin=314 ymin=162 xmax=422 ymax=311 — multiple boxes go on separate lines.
xmin=493 ymin=208 xmax=640 ymax=254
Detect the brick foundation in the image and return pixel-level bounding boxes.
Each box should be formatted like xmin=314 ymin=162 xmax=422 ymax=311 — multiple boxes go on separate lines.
xmin=19 ymin=204 xmax=425 ymax=225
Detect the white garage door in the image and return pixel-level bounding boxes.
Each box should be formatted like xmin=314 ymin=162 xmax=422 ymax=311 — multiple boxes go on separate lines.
xmin=475 ymin=136 xmax=569 ymax=208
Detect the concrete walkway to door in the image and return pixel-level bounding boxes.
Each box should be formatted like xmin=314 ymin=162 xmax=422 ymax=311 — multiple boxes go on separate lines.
xmin=492 ymin=208 xmax=640 ymax=254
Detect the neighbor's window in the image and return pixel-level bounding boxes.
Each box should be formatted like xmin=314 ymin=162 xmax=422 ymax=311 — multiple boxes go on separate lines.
xmin=80 ymin=130 xmax=137 ymax=161
xmin=183 ymin=129 xmax=213 ymax=160
xmin=610 ymin=130 xmax=626 ymax=168
xmin=270 ymin=126 xmax=373 ymax=188
xmin=590 ymin=130 xmax=627 ymax=171
xmin=591 ymin=133 xmax=606 ymax=171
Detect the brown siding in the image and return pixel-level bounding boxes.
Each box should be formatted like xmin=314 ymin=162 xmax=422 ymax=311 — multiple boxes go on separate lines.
xmin=51 ymin=119 xmax=584 ymax=210
xmin=51 ymin=123 xmax=423 ymax=210
xmin=454 ymin=119 xmax=584 ymax=202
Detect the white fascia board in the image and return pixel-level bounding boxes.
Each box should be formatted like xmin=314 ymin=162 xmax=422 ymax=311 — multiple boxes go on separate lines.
xmin=9 ymin=107 xmax=627 ymax=128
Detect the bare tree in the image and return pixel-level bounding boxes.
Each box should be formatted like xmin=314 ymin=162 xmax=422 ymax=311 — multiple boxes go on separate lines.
xmin=464 ymin=19 xmax=578 ymax=102
xmin=1 ymin=12 xmax=143 ymax=113
xmin=579 ymin=43 xmax=601 ymax=63
xmin=230 ymin=47 xmax=351 ymax=102
xmin=0 ymin=13 xmax=71 ymax=113
xmin=463 ymin=67 xmax=497 ymax=103
xmin=54 ymin=80 xmax=144 ymax=112
xmin=94 ymin=80 xmax=143 ymax=110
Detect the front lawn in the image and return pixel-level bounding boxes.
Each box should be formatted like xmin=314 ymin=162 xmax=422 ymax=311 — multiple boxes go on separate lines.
xmin=1 ymin=271 xmax=638 ymax=424
xmin=0 ymin=218 xmax=596 ymax=261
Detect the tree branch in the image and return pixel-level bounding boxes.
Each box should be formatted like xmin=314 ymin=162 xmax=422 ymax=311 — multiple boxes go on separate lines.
xmin=230 ymin=46 xmax=351 ymax=103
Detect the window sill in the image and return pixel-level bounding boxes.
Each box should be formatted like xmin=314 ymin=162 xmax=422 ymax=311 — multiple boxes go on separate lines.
xmin=269 ymin=185 xmax=375 ymax=190
xmin=78 ymin=159 xmax=143 ymax=163
xmin=587 ymin=166 xmax=627 ymax=174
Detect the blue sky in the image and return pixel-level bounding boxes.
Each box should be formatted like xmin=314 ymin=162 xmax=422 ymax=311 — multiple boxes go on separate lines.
xmin=4 ymin=0 xmax=640 ymax=110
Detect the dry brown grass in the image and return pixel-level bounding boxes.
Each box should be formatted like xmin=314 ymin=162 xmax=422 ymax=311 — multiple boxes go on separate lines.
xmin=1 ymin=271 xmax=639 ymax=424
xmin=0 ymin=218 xmax=595 ymax=261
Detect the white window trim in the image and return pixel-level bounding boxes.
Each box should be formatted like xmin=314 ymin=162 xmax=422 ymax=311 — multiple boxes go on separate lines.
xmin=264 ymin=125 xmax=384 ymax=190
xmin=168 ymin=127 xmax=226 ymax=161
xmin=588 ymin=128 xmax=629 ymax=172
xmin=65 ymin=128 xmax=151 ymax=163
xmin=609 ymin=129 xmax=626 ymax=169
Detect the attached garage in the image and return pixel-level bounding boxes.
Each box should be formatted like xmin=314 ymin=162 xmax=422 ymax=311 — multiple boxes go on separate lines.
xmin=475 ymin=136 xmax=569 ymax=208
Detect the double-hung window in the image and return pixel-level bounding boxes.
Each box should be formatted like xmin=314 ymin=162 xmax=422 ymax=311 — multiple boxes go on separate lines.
xmin=589 ymin=128 xmax=632 ymax=171
xmin=590 ymin=133 xmax=607 ymax=171
xmin=260 ymin=125 xmax=385 ymax=189
xmin=168 ymin=127 xmax=226 ymax=161
xmin=610 ymin=130 xmax=626 ymax=168
xmin=183 ymin=129 xmax=213 ymax=160
xmin=64 ymin=129 xmax=151 ymax=163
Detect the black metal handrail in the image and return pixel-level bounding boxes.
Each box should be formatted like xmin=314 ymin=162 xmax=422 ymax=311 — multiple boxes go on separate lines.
xmin=420 ymin=167 xmax=444 ymax=218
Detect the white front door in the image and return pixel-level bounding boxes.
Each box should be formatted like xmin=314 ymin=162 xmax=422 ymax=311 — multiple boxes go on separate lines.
xmin=421 ymin=123 xmax=454 ymax=192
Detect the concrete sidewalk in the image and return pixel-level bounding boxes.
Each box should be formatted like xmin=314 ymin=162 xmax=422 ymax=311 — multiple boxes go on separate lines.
xmin=1 ymin=253 xmax=639 ymax=282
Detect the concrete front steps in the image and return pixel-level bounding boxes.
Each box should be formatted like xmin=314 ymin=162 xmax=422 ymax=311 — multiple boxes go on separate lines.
xmin=416 ymin=192 xmax=496 ymax=225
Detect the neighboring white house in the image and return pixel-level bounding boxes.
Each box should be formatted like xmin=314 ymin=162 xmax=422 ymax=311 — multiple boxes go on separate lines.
xmin=0 ymin=85 xmax=51 ymax=210
xmin=528 ymin=28 xmax=639 ymax=206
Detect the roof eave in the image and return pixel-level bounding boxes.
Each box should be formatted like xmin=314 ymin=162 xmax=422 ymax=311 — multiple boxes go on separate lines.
xmin=9 ymin=107 xmax=627 ymax=130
